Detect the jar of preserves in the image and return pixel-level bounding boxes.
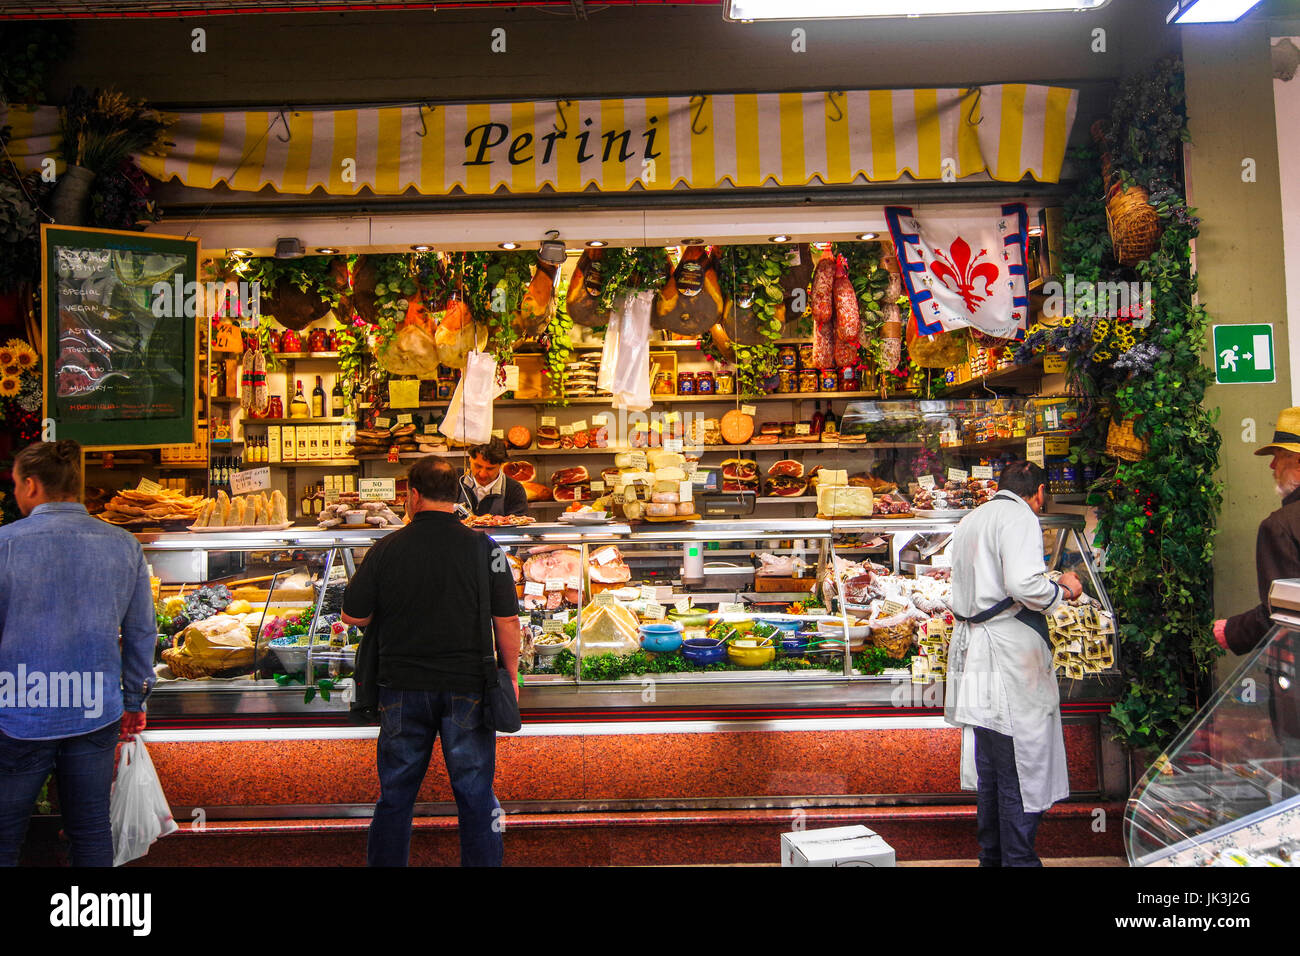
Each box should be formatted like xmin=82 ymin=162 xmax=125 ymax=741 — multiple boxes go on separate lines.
xmin=696 ymin=371 xmax=715 ymax=395
xmin=653 ymin=371 xmax=676 ymax=395
xmin=839 ymin=365 xmax=858 ymax=392
xmin=799 ymin=369 xmax=819 ymax=392
xmin=798 ymin=344 xmax=815 ymax=368
xmin=437 ymin=379 xmax=454 ymax=400
xmin=715 ymin=370 xmax=735 ymax=395
xmin=778 ymin=345 xmax=798 ymax=369
xmin=677 ymin=371 xmax=696 ymax=395
xmin=308 ymin=327 xmax=329 ymax=353
xmin=280 ymin=329 xmax=303 ymax=354
xmin=820 ymin=368 xmax=838 ymax=392
xmin=778 ymin=369 xmax=798 ymax=393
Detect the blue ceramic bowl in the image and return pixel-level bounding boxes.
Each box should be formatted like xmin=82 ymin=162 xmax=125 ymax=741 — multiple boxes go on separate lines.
xmin=780 ymin=633 xmax=809 ymax=656
xmin=640 ymin=623 xmax=684 ymax=653
xmin=681 ymin=637 xmax=727 ymax=665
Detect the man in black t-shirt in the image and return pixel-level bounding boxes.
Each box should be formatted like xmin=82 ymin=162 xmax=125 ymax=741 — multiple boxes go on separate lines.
xmin=342 ymin=456 xmax=521 ymax=867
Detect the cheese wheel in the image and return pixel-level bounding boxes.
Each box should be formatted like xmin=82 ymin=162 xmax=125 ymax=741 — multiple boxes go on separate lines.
xmin=676 ymin=500 xmax=695 ymax=516
xmin=645 ymin=501 xmax=678 ymax=517
xmin=654 ymin=466 xmax=687 ymax=483
xmin=650 ymin=492 xmax=680 ymax=504
xmin=720 ymin=409 xmax=755 ymax=445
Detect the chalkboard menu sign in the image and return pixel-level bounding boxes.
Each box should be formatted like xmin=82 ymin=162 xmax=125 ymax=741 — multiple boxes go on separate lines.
xmin=41 ymin=225 xmax=200 ymax=447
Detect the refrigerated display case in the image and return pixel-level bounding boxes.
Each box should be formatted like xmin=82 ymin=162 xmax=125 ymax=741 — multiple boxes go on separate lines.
xmin=1125 ymin=579 xmax=1300 ymax=867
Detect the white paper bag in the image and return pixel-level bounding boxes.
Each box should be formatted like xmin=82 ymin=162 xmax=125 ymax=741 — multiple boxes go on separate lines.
xmin=440 ymin=350 xmax=500 ymax=445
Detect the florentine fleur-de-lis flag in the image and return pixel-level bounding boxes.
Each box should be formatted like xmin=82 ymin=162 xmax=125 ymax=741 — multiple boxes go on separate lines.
xmin=885 ymin=204 xmax=1031 ymax=341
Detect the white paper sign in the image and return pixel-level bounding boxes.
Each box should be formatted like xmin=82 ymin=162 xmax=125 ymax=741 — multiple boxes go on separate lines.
xmin=229 ymin=466 xmax=271 ymax=495
xmin=664 ymin=438 xmax=683 ymax=454
xmin=719 ymin=602 xmax=746 ymax=615
xmin=795 ymin=423 xmax=811 ymax=436
xmin=572 ymin=420 xmax=588 ymax=433
xmin=593 ymin=546 xmax=619 ymax=565
xmin=492 ymin=429 xmax=505 ymax=440
xmin=674 ymin=597 xmax=692 ymax=614
xmin=397 ymin=413 xmax=414 ymax=425
xmin=678 ymin=481 xmax=693 ymax=500
xmin=590 ymin=480 xmax=605 ymax=493
xmin=947 ymin=467 xmax=969 ymax=483
xmin=545 ymin=577 xmax=566 ymax=593
xmin=359 ymin=477 xmax=397 ymax=501
xmin=917 ymin=474 xmax=936 ymax=490
xmin=540 ymin=415 xmax=557 ymax=428
xmin=972 ymin=465 xmax=994 ymax=480
xmin=1026 ymin=436 xmax=1046 ymax=467
xmin=542 ymin=618 xmax=566 ymax=634
xmin=640 ymin=584 xmax=659 ymax=603
xmin=643 ymin=602 xmax=666 ymax=621
xmin=741 ymin=404 xmax=757 ymax=417
xmin=503 ymin=364 xmax=520 ymax=391
xmin=524 ymin=581 xmax=545 ymax=597
xmin=560 ymin=424 xmax=574 ymax=436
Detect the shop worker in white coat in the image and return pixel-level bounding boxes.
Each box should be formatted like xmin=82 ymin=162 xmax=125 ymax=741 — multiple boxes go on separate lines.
xmin=944 ymin=460 xmax=1084 ymax=867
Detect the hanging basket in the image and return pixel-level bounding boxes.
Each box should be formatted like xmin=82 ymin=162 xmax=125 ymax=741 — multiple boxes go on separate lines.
xmin=1106 ymin=184 xmax=1162 ymax=266
xmin=1105 ymin=416 xmax=1148 ymax=462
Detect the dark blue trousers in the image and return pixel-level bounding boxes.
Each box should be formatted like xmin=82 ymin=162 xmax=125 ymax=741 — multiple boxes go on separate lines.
xmin=974 ymin=726 xmax=1043 ymax=867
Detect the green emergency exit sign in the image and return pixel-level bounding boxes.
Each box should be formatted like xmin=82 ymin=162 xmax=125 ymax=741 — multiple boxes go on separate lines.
xmin=1213 ymin=324 xmax=1275 ymax=385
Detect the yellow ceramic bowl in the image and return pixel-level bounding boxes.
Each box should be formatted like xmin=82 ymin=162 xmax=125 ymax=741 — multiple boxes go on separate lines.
xmin=727 ymin=637 xmax=775 ymax=667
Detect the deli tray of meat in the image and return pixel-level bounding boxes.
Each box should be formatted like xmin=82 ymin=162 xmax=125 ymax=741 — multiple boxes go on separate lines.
xmin=912 ymin=508 xmax=973 ymax=518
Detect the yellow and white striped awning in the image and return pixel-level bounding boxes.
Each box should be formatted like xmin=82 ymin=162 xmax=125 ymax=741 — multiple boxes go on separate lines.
xmin=3 ymin=84 xmax=1077 ymax=196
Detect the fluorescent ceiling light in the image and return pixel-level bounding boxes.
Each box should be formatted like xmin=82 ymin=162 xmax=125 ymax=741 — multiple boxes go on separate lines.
xmin=725 ymin=0 xmax=1108 ymax=21
xmin=1167 ymin=0 xmax=1262 ymax=23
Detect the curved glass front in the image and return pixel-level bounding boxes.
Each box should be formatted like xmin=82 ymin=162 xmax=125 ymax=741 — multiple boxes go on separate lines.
xmin=1124 ymin=624 xmax=1300 ymax=866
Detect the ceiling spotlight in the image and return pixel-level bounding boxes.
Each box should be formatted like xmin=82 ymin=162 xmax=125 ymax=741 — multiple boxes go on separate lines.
xmin=274 ymin=237 xmax=306 ymax=259
xmin=315 ymin=247 xmax=339 ymax=255
xmin=586 ymin=240 xmax=608 ymax=248
xmin=1167 ymin=0 xmax=1263 ymax=23
xmin=769 ymin=234 xmax=792 ymax=243
xmin=856 ymin=232 xmax=879 ymax=241
xmin=228 ymin=249 xmax=253 ymax=258
xmin=499 ymin=242 xmax=520 ymax=250
xmin=411 ymin=244 xmax=433 ymax=252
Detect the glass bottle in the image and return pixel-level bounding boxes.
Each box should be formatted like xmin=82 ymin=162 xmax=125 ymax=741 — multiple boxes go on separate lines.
xmin=331 ymin=378 xmax=344 ymax=417
xmin=810 ymin=400 xmax=824 ymax=435
xmin=290 ymin=380 xmax=311 ymax=419
xmin=312 ymin=375 xmax=326 ymax=418
xmin=822 ymin=403 xmax=838 ymax=439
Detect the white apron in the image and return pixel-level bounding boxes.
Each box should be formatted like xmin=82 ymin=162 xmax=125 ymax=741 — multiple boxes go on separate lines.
xmin=943 ymin=492 xmax=1070 ymax=814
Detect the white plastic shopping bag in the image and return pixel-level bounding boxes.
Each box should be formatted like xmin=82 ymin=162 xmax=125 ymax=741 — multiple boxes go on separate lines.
xmin=439 ymin=349 xmax=501 ymax=445
xmin=110 ymin=736 xmax=178 ymax=866
xmin=597 ymin=290 xmax=653 ymax=411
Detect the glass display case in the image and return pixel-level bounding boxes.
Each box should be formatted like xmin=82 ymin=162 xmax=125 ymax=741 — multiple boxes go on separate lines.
xmin=138 ymin=510 xmax=1115 ymax=719
xmin=1125 ymin=578 xmax=1300 ymax=867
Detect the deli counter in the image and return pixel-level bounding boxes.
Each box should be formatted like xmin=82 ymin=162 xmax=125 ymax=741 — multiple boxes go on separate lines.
xmin=139 ymin=512 xmax=1121 ymax=722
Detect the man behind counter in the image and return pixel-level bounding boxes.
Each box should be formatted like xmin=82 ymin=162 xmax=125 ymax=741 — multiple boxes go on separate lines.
xmin=459 ymin=436 xmax=530 ymax=518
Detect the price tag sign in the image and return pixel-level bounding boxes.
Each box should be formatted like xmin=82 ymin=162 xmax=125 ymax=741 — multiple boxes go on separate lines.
xmin=1026 ymin=436 xmax=1046 ymax=467
xmin=795 ymin=423 xmax=811 ymax=436
xmin=590 ymin=480 xmax=605 ymax=493
xmin=540 ymin=415 xmax=557 ymax=428
xmin=674 ymin=597 xmax=692 ymax=614
xmin=719 ymin=602 xmax=746 ymax=615
xmin=572 ymin=419 xmax=588 ymax=433
xmin=229 ymin=466 xmax=271 ymax=495
xmin=492 ymin=429 xmax=504 ymax=440
xmin=136 ymin=477 xmax=163 ymax=495
xmin=1043 ymin=353 xmax=1068 ymax=374
xmin=524 ymin=581 xmax=545 ymax=597
xmin=323 ymin=489 xmax=340 ymax=504
xmin=359 ymin=477 xmax=397 ymax=501
xmin=640 ymin=584 xmax=659 ymax=603
xmin=970 ymin=465 xmax=993 ymax=481
xmin=565 ymin=578 xmax=581 ymax=592
xmin=678 ymin=480 xmax=693 ymax=500
xmin=375 ymin=416 xmax=393 ymax=430
xmin=396 ymin=413 xmax=414 ymax=426
xmin=212 ymin=320 xmax=244 ymax=353
xmin=643 ymin=602 xmax=666 ymax=621
xmin=931 ymin=553 xmax=952 ymax=568
xmin=424 ymin=424 xmax=440 ymax=435
xmin=741 ymin=404 xmax=757 ymax=417
xmin=542 ymin=618 xmax=566 ymax=634
xmin=560 ymin=424 xmax=573 ymax=436
xmin=1044 ymin=436 xmax=1071 ymax=457
xmin=917 ymin=474 xmax=936 ymax=490
xmin=593 ymin=545 xmax=619 ymax=566
xmin=593 ymin=413 xmax=610 ymax=425
xmin=388 ymin=379 xmax=420 ymax=409
xmin=881 ymin=599 xmax=909 ymax=617
xmin=553 ymin=609 xmax=571 ymax=624
xmin=545 ymin=577 xmax=566 ymax=593
xmin=947 ymin=467 xmax=969 ymax=483
xmin=503 ymin=364 xmax=520 ymax=391
xmin=692 ymin=470 xmax=709 ymax=485
xmin=664 ymin=438 xmax=683 ymax=454
xmin=628 ymin=451 xmax=648 ymax=471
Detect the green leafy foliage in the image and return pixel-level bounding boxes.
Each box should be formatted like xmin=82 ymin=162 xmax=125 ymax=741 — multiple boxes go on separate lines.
xmin=595 ymin=246 xmax=670 ymax=314
xmin=715 ymin=244 xmax=793 ymax=398
xmin=0 ymin=24 xmax=71 ymax=106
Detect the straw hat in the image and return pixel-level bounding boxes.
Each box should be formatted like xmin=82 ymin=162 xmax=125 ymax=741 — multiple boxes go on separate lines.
xmin=1255 ymin=408 xmax=1300 ymax=456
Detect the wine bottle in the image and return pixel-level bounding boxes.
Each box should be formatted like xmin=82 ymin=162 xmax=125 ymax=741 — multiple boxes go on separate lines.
xmin=290 ymin=380 xmax=310 ymax=419
xmin=330 ymin=378 xmax=344 ymax=417
xmin=312 ymin=375 xmax=326 ymax=418
xmin=822 ymin=402 xmax=838 ymax=439
xmin=810 ymin=400 xmax=824 ymax=436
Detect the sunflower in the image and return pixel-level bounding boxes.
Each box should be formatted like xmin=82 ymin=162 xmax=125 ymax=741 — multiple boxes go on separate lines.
xmin=0 ymin=376 xmax=21 ymax=397
xmin=11 ymin=342 xmax=36 ymax=369
xmin=2 ymin=365 xmax=18 ymax=378
xmin=1061 ymin=315 xmax=1076 ymax=328
xmin=0 ymin=348 xmax=15 ymax=368
xmin=1093 ymin=350 xmax=1112 ymax=362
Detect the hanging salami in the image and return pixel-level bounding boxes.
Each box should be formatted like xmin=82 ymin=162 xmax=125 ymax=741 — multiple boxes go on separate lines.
xmin=833 ymin=254 xmax=860 ymax=342
xmin=879 ymin=249 xmax=904 ymax=373
xmin=810 ymin=255 xmax=834 ymax=323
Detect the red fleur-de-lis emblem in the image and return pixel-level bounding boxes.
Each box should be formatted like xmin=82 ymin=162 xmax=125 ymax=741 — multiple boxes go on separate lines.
xmin=929 ymin=236 xmax=1000 ymax=314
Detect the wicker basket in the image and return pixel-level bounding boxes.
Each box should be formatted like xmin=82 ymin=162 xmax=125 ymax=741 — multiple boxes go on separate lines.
xmin=1106 ymin=184 xmax=1162 ymax=266
xmin=1105 ymin=416 xmax=1149 ymax=462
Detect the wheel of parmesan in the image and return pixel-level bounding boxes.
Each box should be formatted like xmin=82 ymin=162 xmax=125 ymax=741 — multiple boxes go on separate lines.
xmin=720 ymin=409 xmax=755 ymax=445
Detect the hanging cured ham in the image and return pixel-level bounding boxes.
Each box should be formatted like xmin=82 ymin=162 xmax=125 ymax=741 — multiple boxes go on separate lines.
xmin=653 ymin=245 xmax=723 ymax=335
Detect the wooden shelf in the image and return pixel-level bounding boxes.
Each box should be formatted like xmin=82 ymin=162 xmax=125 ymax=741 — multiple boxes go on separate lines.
xmin=245 ymin=417 xmax=355 ymax=425
xmin=359 ymin=441 xmax=920 ymax=461
xmin=208 ymin=396 xmax=242 ymax=405
xmin=270 ymin=459 xmax=360 ymax=467
xmin=363 ymin=391 xmax=900 ymax=412
xmin=273 ymin=352 xmax=340 ymax=360
xmin=943 ymin=356 xmax=1043 ymax=398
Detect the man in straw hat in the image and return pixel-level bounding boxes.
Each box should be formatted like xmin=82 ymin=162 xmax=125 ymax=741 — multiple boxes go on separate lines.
xmin=1214 ymin=407 xmax=1300 ymax=655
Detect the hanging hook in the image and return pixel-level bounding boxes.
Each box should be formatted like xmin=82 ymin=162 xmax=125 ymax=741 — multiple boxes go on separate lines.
xmin=964 ymin=87 xmax=984 ymax=127
xmin=554 ymin=99 xmax=573 ymax=134
xmin=273 ymin=108 xmax=292 ymax=143
xmin=690 ymin=94 xmax=709 ymax=135
xmin=415 ymin=102 xmax=435 ymax=138
xmin=825 ymin=91 xmax=844 ymax=123
xmin=545 ymin=229 xmax=561 ymax=240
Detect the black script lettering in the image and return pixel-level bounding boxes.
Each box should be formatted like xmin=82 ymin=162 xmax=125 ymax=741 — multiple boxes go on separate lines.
xmin=541 ymin=130 xmax=567 ymax=165
xmin=602 ymin=129 xmax=635 ymax=163
xmin=508 ymin=132 xmax=534 ymax=165
xmin=464 ymin=122 xmax=509 ymax=166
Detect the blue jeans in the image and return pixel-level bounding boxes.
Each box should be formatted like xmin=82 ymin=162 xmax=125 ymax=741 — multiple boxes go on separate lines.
xmin=974 ymin=726 xmax=1043 ymax=867
xmin=0 ymin=720 xmax=121 ymax=867
xmin=368 ymin=687 xmax=503 ymax=867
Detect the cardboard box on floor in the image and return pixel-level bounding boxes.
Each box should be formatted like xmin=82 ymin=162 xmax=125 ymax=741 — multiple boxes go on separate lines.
xmin=781 ymin=825 xmax=896 ymax=867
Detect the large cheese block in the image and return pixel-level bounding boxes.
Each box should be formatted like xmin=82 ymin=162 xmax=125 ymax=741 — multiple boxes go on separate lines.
xmin=653 ymin=466 xmax=687 ymax=484
xmin=817 ymin=485 xmax=874 ymax=517
xmin=648 ymin=450 xmax=685 ymax=471
xmin=818 ymin=469 xmax=850 ymax=487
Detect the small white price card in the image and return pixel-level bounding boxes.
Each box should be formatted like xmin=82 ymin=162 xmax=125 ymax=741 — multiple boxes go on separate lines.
xmin=931 ymin=553 xmax=952 ymax=568
xmin=229 ymin=466 xmax=271 ymax=495
xmin=359 ymin=477 xmax=397 ymax=501
xmin=424 ymin=424 xmax=440 ymax=435
xmin=917 ymin=474 xmax=936 ymax=490
xmin=136 ymin=477 xmax=163 ymax=495
xmin=1026 ymin=436 xmax=1046 ymax=467
xmin=503 ymin=364 xmax=520 ymax=391
xmin=678 ymin=480 xmax=693 ymax=500
xmin=560 ymin=424 xmax=573 ymax=436
xmin=492 ymin=429 xmax=504 ymax=440
xmin=628 ymin=451 xmax=648 ymax=471
xmin=540 ymin=415 xmax=557 ymax=428
xmin=524 ymin=581 xmax=545 ymax=597
xmin=590 ymin=480 xmax=605 ymax=493
xmin=971 ymin=465 xmax=994 ymax=480
xmin=664 ymin=438 xmax=683 ymax=454
xmin=719 ymin=602 xmax=746 ymax=615
xmin=675 ymin=597 xmax=692 ymax=614
xmin=880 ymin=599 xmax=909 ymax=617
xmin=593 ymin=413 xmax=610 ymax=425
xmin=795 ymin=423 xmax=812 ymax=436
xmin=643 ymin=602 xmax=666 ymax=621
xmin=692 ymin=470 xmax=710 ymax=485
xmin=572 ymin=419 xmax=588 ymax=432
xmin=565 ymin=578 xmax=581 ymax=592
xmin=640 ymin=584 xmax=659 ymax=603
xmin=741 ymin=404 xmax=757 ymax=417
xmin=375 ymin=417 xmax=393 ymax=429
xmin=396 ymin=413 xmax=414 ymax=425
xmin=947 ymin=467 xmax=969 ymax=483
xmin=593 ymin=546 xmax=619 ymax=565
xmin=545 ymin=578 xmax=566 ymax=593
xmin=542 ymin=618 xmax=566 ymax=634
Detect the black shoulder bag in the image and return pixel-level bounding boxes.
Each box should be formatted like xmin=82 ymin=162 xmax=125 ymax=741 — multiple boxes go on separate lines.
xmin=479 ymin=536 xmax=522 ymax=733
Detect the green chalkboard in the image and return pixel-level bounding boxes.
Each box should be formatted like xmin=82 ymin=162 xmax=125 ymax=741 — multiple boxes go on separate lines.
xmin=42 ymin=225 xmax=200 ymax=448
